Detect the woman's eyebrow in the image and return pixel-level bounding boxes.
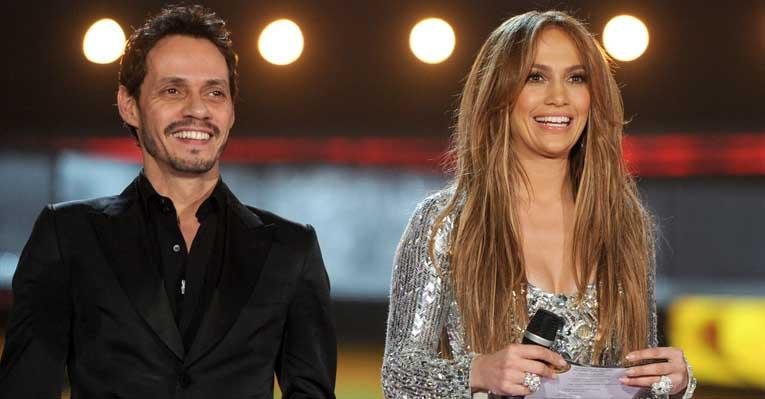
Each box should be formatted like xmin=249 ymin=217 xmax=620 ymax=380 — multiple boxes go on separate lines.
xmin=531 ymin=64 xmax=586 ymax=73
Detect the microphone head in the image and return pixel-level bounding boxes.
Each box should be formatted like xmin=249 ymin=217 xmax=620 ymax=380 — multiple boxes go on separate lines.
xmin=525 ymin=308 xmax=564 ymax=346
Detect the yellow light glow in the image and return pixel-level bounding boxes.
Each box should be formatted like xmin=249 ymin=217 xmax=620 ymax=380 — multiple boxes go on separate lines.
xmin=718 ymin=301 xmax=765 ymax=386
xmin=669 ymin=296 xmax=765 ymax=389
xmin=258 ymin=19 xmax=304 ymax=66
xmin=409 ymin=18 xmax=456 ymax=64
xmin=602 ymin=15 xmax=649 ymax=61
xmin=669 ymin=297 xmax=739 ymax=386
xmin=83 ymin=18 xmax=126 ymax=64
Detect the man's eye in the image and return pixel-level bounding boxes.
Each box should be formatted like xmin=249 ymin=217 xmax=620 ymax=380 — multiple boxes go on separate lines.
xmin=210 ymin=90 xmax=225 ymax=97
xmin=165 ymin=88 xmax=179 ymax=95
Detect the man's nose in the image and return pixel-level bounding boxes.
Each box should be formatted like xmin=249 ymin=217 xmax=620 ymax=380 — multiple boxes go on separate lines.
xmin=182 ymin=93 xmax=211 ymax=119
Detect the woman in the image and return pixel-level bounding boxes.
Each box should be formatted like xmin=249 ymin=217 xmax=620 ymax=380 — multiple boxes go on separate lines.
xmin=381 ymin=10 xmax=696 ymax=398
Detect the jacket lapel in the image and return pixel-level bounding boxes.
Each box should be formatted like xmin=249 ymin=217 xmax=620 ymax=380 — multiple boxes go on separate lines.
xmin=186 ymin=188 xmax=275 ymax=364
xmin=90 ymin=180 xmax=185 ymax=360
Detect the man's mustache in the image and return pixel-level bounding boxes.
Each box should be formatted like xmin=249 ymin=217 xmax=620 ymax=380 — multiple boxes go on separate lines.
xmin=164 ymin=119 xmax=220 ymax=136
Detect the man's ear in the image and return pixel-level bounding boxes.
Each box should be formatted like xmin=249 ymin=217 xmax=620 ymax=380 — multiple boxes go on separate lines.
xmin=117 ymin=85 xmax=140 ymax=129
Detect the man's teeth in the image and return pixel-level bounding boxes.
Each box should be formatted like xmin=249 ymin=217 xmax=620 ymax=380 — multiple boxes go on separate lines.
xmin=172 ymin=130 xmax=211 ymax=140
xmin=534 ymin=116 xmax=571 ymax=125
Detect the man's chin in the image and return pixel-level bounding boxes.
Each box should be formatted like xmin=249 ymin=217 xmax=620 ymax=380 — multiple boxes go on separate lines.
xmin=168 ymin=158 xmax=218 ymax=174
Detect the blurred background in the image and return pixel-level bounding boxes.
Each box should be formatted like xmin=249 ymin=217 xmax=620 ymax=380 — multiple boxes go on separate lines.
xmin=1 ymin=0 xmax=764 ymax=397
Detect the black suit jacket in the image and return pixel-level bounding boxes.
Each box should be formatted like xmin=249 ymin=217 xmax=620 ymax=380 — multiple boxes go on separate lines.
xmin=0 ymin=178 xmax=336 ymax=398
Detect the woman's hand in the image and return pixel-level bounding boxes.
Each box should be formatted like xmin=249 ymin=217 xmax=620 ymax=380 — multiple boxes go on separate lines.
xmin=620 ymin=347 xmax=689 ymax=395
xmin=470 ymin=344 xmax=568 ymax=396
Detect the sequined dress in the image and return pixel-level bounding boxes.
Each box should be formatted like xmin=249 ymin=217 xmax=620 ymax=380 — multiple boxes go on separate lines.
xmin=381 ymin=188 xmax=666 ymax=398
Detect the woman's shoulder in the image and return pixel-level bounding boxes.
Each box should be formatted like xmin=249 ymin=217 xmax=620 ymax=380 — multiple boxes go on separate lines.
xmin=412 ymin=185 xmax=458 ymax=219
xmin=402 ymin=185 xmax=460 ymax=263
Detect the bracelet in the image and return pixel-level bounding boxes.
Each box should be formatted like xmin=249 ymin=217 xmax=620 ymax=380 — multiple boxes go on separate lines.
xmin=681 ymin=355 xmax=697 ymax=399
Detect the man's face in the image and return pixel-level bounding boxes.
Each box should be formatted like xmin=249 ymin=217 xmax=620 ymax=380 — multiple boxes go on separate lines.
xmin=119 ymin=34 xmax=235 ymax=175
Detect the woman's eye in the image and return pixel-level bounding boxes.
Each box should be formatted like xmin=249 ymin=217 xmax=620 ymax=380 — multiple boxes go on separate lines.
xmin=527 ymin=73 xmax=544 ymax=82
xmin=570 ymin=74 xmax=587 ymax=83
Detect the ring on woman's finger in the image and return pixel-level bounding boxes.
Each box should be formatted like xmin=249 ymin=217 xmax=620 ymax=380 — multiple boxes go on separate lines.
xmin=523 ymin=372 xmax=541 ymax=393
xmin=650 ymin=375 xmax=673 ymax=395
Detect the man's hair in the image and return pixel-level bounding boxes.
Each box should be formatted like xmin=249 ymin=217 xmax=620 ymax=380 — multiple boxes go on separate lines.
xmin=118 ymin=4 xmax=239 ymax=138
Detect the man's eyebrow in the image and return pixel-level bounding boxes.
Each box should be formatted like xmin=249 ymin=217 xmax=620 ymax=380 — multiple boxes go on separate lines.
xmin=204 ymin=78 xmax=228 ymax=87
xmin=156 ymin=77 xmax=228 ymax=86
xmin=158 ymin=77 xmax=188 ymax=85
xmin=531 ymin=64 xmax=586 ymax=73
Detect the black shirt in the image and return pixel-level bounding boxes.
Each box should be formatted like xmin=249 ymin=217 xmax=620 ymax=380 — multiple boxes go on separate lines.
xmin=136 ymin=173 xmax=227 ymax=350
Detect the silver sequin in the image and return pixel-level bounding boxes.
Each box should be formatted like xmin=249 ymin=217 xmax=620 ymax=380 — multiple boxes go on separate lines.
xmin=527 ymin=283 xmax=598 ymax=365
xmin=382 ymin=188 xmax=667 ymax=398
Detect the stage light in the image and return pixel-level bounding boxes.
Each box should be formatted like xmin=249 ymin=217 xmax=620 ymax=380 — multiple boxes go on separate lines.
xmin=718 ymin=301 xmax=765 ymax=386
xmin=258 ymin=19 xmax=304 ymax=66
xmin=409 ymin=18 xmax=456 ymax=64
xmin=83 ymin=18 xmax=126 ymax=64
xmin=670 ymin=296 xmax=765 ymax=389
xmin=669 ymin=297 xmax=739 ymax=386
xmin=602 ymin=15 xmax=649 ymax=62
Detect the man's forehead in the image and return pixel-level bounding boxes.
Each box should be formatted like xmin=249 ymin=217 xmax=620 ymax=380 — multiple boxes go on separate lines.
xmin=145 ymin=35 xmax=229 ymax=81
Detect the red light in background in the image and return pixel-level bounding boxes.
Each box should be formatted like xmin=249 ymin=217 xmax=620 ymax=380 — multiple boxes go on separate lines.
xmin=47 ymin=132 xmax=765 ymax=177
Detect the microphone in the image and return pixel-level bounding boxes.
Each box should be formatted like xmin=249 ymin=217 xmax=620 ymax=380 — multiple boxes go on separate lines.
xmin=522 ymin=308 xmax=564 ymax=348
xmin=498 ymin=308 xmax=564 ymax=399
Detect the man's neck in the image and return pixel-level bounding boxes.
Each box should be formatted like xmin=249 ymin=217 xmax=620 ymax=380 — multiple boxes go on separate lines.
xmin=143 ymin=163 xmax=220 ymax=220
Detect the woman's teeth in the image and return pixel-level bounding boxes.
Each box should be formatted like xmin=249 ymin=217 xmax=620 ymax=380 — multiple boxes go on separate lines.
xmin=534 ymin=116 xmax=571 ymax=127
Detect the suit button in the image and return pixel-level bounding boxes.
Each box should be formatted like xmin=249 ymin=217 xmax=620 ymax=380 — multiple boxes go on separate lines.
xmin=178 ymin=372 xmax=192 ymax=388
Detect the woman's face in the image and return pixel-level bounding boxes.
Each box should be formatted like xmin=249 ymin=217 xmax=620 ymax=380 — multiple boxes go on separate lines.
xmin=509 ymin=27 xmax=590 ymax=161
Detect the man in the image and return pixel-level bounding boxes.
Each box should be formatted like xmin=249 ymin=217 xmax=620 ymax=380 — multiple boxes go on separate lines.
xmin=0 ymin=5 xmax=336 ymax=398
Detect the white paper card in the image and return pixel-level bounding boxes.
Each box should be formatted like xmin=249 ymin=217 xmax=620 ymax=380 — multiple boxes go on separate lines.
xmin=526 ymin=364 xmax=645 ymax=399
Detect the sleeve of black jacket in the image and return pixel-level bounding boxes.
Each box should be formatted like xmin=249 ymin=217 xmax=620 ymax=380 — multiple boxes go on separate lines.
xmin=275 ymin=225 xmax=337 ymax=399
xmin=0 ymin=205 xmax=71 ymax=397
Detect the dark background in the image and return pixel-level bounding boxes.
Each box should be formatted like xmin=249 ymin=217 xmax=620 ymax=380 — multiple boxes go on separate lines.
xmin=3 ymin=0 xmax=764 ymax=139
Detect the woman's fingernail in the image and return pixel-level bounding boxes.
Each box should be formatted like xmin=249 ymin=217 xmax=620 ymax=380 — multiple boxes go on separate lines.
xmin=619 ymin=377 xmax=628 ymax=383
xmin=625 ymin=354 xmax=634 ymax=361
xmin=625 ymin=369 xmax=634 ymax=376
xmin=559 ymin=359 xmax=567 ymax=366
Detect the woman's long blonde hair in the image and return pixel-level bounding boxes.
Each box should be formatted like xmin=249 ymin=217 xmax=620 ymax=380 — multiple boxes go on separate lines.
xmin=431 ymin=10 xmax=654 ymax=362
